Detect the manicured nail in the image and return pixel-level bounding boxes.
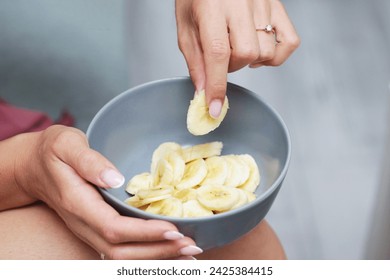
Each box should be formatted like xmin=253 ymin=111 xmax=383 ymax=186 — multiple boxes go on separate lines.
xmin=163 ymin=231 xmax=184 ymax=240
xmin=177 ymin=256 xmax=197 ymax=260
xmin=209 ymin=99 xmax=222 ymax=119
xmin=179 ymin=245 xmax=203 ymax=256
xmin=249 ymin=62 xmax=263 ymax=68
xmin=101 ymin=169 xmax=125 ymax=189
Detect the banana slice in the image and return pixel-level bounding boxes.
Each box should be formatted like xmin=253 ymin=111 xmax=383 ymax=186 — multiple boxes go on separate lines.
xmin=237 ymin=154 xmax=261 ymax=192
xmin=182 ymin=141 xmax=223 ymax=163
xmin=182 ymin=199 xmax=214 ymax=218
xmin=235 ymin=155 xmax=251 ymax=186
xmin=243 ymin=189 xmax=257 ymax=203
xmin=223 ymin=155 xmax=249 ymax=187
xmin=173 ymin=188 xmax=197 ymax=202
xmin=136 ymin=185 xmax=174 ymax=200
xmin=231 ymin=188 xmax=249 ymax=210
xmin=176 ymin=158 xmax=207 ymax=190
xmin=145 ymin=197 xmax=183 ymax=217
xmin=167 ymin=151 xmax=185 ymax=185
xmin=125 ymin=193 xmax=172 ymax=208
xmin=196 ymin=185 xmax=240 ymax=212
xmin=151 ymin=142 xmax=182 ymax=173
xmin=152 ymin=158 xmax=174 ymax=186
xmin=125 ymin=172 xmax=153 ymax=195
xmin=187 ymin=90 xmax=229 ymax=136
xmin=201 ymin=156 xmax=228 ymax=185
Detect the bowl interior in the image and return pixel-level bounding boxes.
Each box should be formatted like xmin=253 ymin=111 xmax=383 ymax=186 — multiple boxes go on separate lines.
xmin=87 ymin=77 xmax=290 ymax=212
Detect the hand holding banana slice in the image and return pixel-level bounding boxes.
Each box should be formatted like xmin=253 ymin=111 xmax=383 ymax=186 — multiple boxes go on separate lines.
xmin=187 ymin=90 xmax=229 ymax=135
xmin=125 ymin=141 xmax=261 ymax=218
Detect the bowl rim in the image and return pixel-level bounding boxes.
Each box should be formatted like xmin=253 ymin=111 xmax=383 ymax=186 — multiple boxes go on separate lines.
xmin=87 ymin=76 xmax=291 ymax=222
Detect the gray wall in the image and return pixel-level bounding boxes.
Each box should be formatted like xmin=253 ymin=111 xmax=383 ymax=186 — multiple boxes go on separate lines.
xmin=0 ymin=0 xmax=129 ymax=131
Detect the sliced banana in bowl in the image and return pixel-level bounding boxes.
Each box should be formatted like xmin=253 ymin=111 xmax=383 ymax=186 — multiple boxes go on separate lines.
xmin=124 ymin=141 xmax=261 ymax=218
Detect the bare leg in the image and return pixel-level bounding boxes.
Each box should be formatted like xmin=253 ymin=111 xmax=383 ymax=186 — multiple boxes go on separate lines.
xmin=0 ymin=203 xmax=285 ymax=260
xmin=0 ymin=202 xmax=99 ymax=260
xmin=197 ymin=220 xmax=287 ymax=260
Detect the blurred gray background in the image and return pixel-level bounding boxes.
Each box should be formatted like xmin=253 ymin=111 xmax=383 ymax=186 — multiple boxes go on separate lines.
xmin=1 ymin=0 xmax=389 ymax=259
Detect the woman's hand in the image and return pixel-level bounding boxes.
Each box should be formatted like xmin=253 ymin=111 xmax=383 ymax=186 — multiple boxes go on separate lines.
xmin=175 ymin=0 xmax=300 ymax=118
xmin=14 ymin=125 xmax=201 ymax=260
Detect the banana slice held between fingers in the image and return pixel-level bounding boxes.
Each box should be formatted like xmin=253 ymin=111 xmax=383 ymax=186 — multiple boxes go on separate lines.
xmin=187 ymin=90 xmax=229 ymax=136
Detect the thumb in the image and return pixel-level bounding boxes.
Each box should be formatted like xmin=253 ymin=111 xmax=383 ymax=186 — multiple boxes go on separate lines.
xmin=53 ymin=127 xmax=125 ymax=189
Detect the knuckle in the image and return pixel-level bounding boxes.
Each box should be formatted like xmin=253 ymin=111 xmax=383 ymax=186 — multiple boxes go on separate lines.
xmin=177 ymin=36 xmax=189 ymax=54
xmin=48 ymin=127 xmax=82 ymax=153
xmin=50 ymin=130 xmax=74 ymax=154
xmin=207 ymin=39 xmax=230 ymax=61
xmin=287 ymin=35 xmax=301 ymax=50
xmin=259 ymin=48 xmax=275 ymax=61
xmin=233 ymin=46 xmax=260 ymax=63
xmin=75 ymin=148 xmax=96 ymax=168
xmin=210 ymin=82 xmax=227 ymax=96
xmin=102 ymin=226 xmax=121 ymax=244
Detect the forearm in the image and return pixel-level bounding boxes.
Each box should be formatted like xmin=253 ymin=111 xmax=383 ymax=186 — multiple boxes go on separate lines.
xmin=0 ymin=133 xmax=38 ymax=211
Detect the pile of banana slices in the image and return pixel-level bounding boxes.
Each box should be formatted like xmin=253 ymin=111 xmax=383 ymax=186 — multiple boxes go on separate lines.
xmin=125 ymin=141 xmax=261 ymax=218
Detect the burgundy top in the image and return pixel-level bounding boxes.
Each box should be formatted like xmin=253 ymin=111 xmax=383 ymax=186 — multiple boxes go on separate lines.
xmin=0 ymin=99 xmax=74 ymax=141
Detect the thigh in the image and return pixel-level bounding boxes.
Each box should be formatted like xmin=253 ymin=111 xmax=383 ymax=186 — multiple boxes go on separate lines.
xmin=0 ymin=202 xmax=99 ymax=260
xmin=197 ymin=220 xmax=286 ymax=260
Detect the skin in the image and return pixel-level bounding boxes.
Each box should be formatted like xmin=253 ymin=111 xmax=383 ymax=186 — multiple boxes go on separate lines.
xmin=175 ymin=0 xmax=300 ymax=118
xmin=0 ymin=0 xmax=298 ymax=260
xmin=0 ymin=127 xmax=198 ymax=260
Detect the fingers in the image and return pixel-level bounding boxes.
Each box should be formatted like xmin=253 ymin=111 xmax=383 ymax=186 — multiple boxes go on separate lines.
xmin=262 ymin=0 xmax=300 ymax=66
xmin=46 ymin=126 xmax=125 ymax=189
xmin=252 ymin=0 xmax=277 ymax=64
xmin=250 ymin=0 xmax=300 ymax=67
xmin=196 ymin=1 xmax=231 ymax=114
xmin=175 ymin=0 xmax=205 ymax=91
xmin=66 ymin=209 xmax=201 ymax=260
xmin=227 ymin=1 xmax=259 ymax=72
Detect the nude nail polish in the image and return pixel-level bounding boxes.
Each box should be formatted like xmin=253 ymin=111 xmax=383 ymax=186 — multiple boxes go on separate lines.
xmin=101 ymin=168 xmax=125 ymax=188
xmin=209 ymin=99 xmax=222 ymax=119
xmin=163 ymin=231 xmax=184 ymax=240
xmin=179 ymin=245 xmax=203 ymax=256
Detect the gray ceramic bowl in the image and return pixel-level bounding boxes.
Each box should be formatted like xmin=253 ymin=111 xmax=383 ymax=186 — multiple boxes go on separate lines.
xmin=86 ymin=77 xmax=290 ymax=250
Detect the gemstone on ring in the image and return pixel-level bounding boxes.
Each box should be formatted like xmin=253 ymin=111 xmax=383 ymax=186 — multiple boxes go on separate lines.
xmin=264 ymin=24 xmax=273 ymax=32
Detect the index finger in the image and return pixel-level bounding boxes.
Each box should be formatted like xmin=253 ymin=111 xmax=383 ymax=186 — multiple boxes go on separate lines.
xmin=198 ymin=12 xmax=230 ymax=118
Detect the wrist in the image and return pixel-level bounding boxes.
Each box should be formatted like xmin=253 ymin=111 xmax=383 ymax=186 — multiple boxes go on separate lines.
xmin=0 ymin=132 xmax=40 ymax=210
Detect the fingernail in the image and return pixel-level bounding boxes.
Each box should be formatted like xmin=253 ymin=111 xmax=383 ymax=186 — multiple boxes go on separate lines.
xmin=101 ymin=169 xmax=125 ymax=188
xmin=177 ymin=256 xmax=197 ymax=260
xmin=209 ymin=99 xmax=222 ymax=119
xmin=249 ymin=63 xmax=263 ymax=68
xmin=179 ymin=245 xmax=203 ymax=256
xmin=163 ymin=231 xmax=184 ymax=240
